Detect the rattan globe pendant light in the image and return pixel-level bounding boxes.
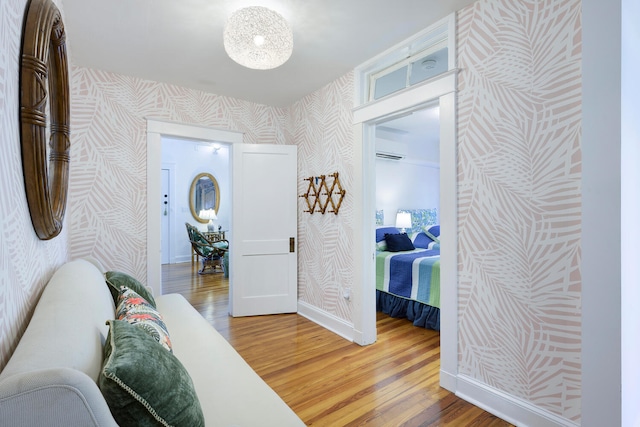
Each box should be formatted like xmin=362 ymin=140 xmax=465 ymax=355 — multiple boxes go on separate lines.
xmin=223 ymin=6 xmax=293 ymax=70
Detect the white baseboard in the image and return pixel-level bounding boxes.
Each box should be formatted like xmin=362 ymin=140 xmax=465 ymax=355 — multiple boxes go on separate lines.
xmin=439 ymin=369 xmax=457 ymax=392
xmin=455 ymin=375 xmax=579 ymax=427
xmin=297 ymin=301 xmax=355 ymax=342
xmin=174 ymin=255 xmax=192 ymax=264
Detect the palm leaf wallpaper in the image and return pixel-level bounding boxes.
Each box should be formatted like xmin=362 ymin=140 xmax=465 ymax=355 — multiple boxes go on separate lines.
xmin=457 ymin=0 xmax=581 ymax=421
xmin=68 ymin=67 xmax=291 ymax=282
xmin=0 ymin=0 xmax=68 ymax=370
xmin=292 ymin=73 xmax=355 ymax=321
xmin=0 ymin=0 xmax=582 ymax=423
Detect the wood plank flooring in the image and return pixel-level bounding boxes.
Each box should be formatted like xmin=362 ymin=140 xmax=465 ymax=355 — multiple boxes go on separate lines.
xmin=162 ymin=262 xmax=512 ymax=427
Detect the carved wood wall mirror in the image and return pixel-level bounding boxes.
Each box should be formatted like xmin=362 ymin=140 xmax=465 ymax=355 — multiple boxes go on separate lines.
xmin=189 ymin=173 xmax=220 ymax=224
xmin=20 ymin=0 xmax=70 ymax=240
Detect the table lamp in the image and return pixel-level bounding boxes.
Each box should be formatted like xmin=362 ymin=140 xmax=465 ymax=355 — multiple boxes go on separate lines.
xmin=395 ymin=212 xmax=412 ymax=233
xmin=199 ymin=209 xmax=217 ymax=232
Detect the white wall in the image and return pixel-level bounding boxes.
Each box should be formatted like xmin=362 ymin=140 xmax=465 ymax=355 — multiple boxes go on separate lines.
xmin=161 ymin=137 xmax=230 ymax=263
xmin=582 ymin=0 xmax=622 ymax=425
xmin=621 ymin=0 xmax=640 ymax=425
xmin=375 ymin=157 xmax=440 ymax=225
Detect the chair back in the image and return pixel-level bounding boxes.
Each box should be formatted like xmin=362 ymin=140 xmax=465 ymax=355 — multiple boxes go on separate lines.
xmin=185 ymin=223 xmax=229 ymax=258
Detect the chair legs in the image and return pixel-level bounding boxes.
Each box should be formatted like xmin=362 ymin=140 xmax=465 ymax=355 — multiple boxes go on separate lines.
xmin=199 ymin=255 xmax=224 ymax=275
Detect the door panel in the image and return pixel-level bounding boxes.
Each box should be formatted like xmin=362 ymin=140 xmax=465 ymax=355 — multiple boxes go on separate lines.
xmin=230 ymin=144 xmax=298 ymax=316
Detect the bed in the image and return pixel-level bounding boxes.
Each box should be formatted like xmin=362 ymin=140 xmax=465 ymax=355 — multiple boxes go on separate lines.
xmin=375 ymin=215 xmax=441 ymax=330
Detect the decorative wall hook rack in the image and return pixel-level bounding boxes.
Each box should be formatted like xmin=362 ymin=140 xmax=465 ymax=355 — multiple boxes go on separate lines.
xmin=299 ymin=172 xmax=346 ymax=215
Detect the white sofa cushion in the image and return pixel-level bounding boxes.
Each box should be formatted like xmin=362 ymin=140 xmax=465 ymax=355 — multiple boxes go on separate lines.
xmin=155 ymin=294 xmax=305 ymax=427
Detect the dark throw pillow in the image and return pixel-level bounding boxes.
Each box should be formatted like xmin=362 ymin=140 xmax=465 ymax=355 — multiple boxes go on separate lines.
xmin=99 ymin=320 xmax=204 ymax=427
xmin=385 ymin=233 xmax=415 ymax=252
xmin=105 ymin=271 xmax=156 ymax=308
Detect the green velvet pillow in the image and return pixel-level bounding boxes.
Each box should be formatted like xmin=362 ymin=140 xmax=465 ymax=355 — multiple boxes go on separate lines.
xmin=99 ymin=320 xmax=204 ymax=427
xmin=105 ymin=271 xmax=156 ymax=308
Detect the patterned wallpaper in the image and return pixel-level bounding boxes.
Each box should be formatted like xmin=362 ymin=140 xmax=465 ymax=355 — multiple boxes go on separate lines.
xmin=67 ymin=67 xmax=290 ymax=281
xmin=290 ymin=73 xmax=355 ymax=320
xmin=0 ymin=0 xmax=583 ymax=423
xmin=0 ymin=0 xmax=69 ymax=371
xmin=456 ymin=0 xmax=582 ymax=421
xmin=67 ymin=63 xmax=357 ymax=322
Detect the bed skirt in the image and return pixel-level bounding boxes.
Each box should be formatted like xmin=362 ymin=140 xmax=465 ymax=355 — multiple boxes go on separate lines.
xmin=376 ymin=290 xmax=440 ymax=331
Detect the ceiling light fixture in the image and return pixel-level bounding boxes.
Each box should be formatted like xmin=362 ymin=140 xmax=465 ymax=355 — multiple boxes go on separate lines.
xmin=223 ymin=6 xmax=293 ymax=70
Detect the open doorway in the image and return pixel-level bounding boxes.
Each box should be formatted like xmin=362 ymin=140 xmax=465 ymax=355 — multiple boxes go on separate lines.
xmin=145 ymin=120 xmax=243 ymax=297
xmin=159 ymin=136 xmax=231 ymax=267
xmin=353 ymin=79 xmax=457 ymax=391
xmin=373 ymin=103 xmax=442 ymax=329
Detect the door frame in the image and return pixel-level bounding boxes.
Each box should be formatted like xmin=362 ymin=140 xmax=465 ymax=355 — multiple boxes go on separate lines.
xmin=146 ymin=119 xmax=243 ymax=296
xmin=160 ymin=164 xmax=175 ymax=264
xmin=352 ymin=70 xmax=458 ymax=391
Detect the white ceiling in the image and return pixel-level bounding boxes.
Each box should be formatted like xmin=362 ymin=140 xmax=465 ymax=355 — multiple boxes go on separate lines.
xmin=60 ymin=0 xmax=476 ymax=108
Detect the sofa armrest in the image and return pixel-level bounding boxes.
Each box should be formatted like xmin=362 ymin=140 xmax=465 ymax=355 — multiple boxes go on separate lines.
xmin=0 ymin=368 xmax=118 ymax=427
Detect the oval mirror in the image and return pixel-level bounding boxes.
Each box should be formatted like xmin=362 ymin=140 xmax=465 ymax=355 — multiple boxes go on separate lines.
xmin=189 ymin=173 xmax=220 ymax=224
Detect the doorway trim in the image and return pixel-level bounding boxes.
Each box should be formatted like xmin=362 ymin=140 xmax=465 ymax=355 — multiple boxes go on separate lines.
xmin=146 ymin=119 xmax=243 ymax=296
xmin=352 ymin=70 xmax=458 ymax=391
xmin=160 ymin=163 xmax=176 ymax=264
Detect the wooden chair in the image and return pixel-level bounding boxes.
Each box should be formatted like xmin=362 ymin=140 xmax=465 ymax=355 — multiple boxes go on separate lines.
xmin=185 ymin=223 xmax=229 ymax=274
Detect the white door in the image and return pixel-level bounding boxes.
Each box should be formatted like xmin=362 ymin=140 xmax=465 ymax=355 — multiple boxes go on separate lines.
xmin=230 ymin=144 xmax=298 ymax=316
xmin=161 ymin=168 xmax=171 ymax=264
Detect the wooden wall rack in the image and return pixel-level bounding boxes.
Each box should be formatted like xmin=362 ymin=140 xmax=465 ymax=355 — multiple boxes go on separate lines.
xmin=299 ymin=172 xmax=346 ymax=215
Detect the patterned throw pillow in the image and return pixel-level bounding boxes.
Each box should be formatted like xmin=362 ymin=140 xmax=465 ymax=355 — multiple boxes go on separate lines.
xmin=116 ymin=288 xmax=172 ymax=353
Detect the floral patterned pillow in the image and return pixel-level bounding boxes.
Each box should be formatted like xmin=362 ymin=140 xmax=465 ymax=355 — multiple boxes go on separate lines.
xmin=116 ymin=288 xmax=172 ymax=353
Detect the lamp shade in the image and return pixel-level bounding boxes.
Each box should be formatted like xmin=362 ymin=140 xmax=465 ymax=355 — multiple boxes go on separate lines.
xmin=199 ymin=209 xmax=217 ymax=232
xmin=223 ymin=6 xmax=293 ymax=70
xmin=395 ymin=212 xmax=412 ymax=231
xmin=199 ymin=209 xmax=217 ymax=221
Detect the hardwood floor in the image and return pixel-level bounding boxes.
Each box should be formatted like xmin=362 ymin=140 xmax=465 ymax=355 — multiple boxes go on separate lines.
xmin=162 ymin=262 xmax=512 ymax=427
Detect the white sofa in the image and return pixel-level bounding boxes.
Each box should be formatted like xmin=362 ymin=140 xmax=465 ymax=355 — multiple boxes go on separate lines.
xmin=0 ymin=258 xmax=305 ymax=426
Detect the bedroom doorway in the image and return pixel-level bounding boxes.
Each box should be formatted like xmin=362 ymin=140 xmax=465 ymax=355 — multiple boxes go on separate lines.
xmin=373 ymin=102 xmax=441 ymax=328
xmin=352 ymin=73 xmax=458 ymax=391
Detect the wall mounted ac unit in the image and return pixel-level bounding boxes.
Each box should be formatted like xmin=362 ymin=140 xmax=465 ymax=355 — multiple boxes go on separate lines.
xmin=375 ymin=139 xmax=408 ymax=160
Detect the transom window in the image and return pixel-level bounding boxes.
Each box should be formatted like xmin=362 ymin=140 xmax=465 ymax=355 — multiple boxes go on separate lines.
xmin=355 ymin=14 xmax=456 ymax=106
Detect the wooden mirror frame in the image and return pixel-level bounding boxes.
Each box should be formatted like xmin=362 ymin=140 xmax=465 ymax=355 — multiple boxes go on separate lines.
xmin=189 ymin=173 xmax=220 ymax=224
xmin=20 ymin=0 xmax=70 ymax=240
